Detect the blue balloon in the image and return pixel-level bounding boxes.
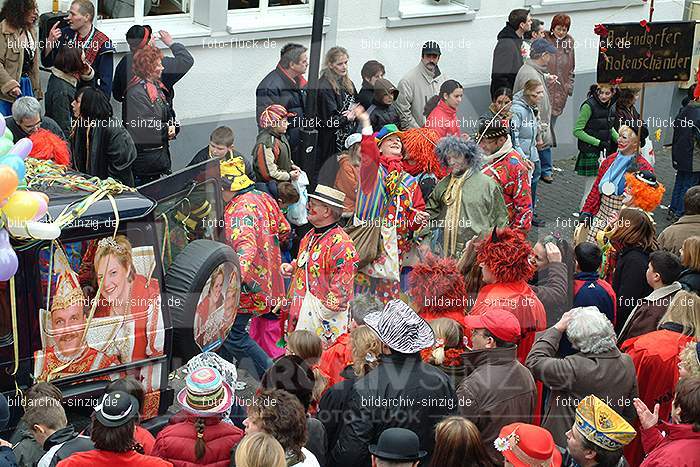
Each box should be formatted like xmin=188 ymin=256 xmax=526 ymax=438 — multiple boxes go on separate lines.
xmin=0 ymin=155 xmax=26 ymax=181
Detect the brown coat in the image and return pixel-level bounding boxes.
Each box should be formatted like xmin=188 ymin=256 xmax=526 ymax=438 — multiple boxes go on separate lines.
xmin=0 ymin=20 xmax=42 ymax=103
xmin=457 ymin=346 xmax=536 ymax=464
xmin=617 ymin=283 xmax=681 ymax=344
xmin=334 ymin=153 xmax=359 ymax=215
xmin=545 ymin=31 xmax=575 ymax=117
xmin=658 ymin=215 xmax=700 ymax=256
xmin=526 ymin=327 xmax=638 ymax=447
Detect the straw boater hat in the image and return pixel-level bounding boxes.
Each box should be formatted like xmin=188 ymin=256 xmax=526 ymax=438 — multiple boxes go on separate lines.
xmin=308 ymin=185 xmax=345 ymax=209
xmin=364 ymin=299 xmax=435 ymax=354
xmin=574 ymin=395 xmax=636 ymax=452
xmin=177 ymin=366 xmax=234 ymax=416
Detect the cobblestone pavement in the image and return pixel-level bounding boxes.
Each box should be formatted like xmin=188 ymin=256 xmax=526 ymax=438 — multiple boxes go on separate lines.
xmin=532 ymin=146 xmax=676 ymax=242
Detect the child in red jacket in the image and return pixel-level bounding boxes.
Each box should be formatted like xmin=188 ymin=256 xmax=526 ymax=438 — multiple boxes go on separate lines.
xmin=153 ymin=367 xmax=244 ymax=467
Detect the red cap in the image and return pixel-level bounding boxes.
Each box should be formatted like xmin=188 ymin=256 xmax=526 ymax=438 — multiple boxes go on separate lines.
xmin=259 ymin=104 xmax=297 ymax=128
xmin=496 ymin=423 xmax=562 ymax=467
xmin=464 ymin=308 xmax=521 ymax=343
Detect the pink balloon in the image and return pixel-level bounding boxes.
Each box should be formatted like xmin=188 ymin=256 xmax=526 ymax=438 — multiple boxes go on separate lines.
xmin=31 ymin=196 xmax=48 ymax=220
xmin=0 ymin=229 xmax=18 ymax=281
xmin=10 ymin=138 xmax=32 ymax=160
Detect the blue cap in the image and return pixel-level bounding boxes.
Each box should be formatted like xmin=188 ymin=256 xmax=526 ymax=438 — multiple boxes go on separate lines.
xmin=531 ymin=38 xmax=557 ymax=56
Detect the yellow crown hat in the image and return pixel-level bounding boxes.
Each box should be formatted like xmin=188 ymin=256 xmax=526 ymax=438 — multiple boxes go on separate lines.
xmin=575 ymin=395 xmax=636 ymax=451
xmin=220 ymin=158 xmax=254 ymax=192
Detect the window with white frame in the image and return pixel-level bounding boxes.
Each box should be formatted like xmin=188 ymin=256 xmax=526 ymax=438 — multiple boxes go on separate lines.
xmin=98 ymin=0 xmax=190 ymax=20
xmin=228 ymin=0 xmax=309 ymax=11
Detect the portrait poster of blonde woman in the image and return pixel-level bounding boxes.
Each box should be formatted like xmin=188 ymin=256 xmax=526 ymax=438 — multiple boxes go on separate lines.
xmin=194 ymin=262 xmax=240 ymax=352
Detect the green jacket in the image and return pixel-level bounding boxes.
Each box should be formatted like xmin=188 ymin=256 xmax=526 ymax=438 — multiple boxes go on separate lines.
xmin=418 ymin=171 xmax=508 ymax=258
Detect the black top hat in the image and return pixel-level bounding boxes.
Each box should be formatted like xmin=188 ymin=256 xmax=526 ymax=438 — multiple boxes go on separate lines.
xmin=368 ymin=428 xmax=427 ymax=461
xmin=94 ymin=391 xmax=140 ymax=428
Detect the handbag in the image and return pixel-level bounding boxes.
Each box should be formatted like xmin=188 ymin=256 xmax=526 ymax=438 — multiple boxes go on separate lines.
xmin=345 ymin=218 xmax=383 ymax=269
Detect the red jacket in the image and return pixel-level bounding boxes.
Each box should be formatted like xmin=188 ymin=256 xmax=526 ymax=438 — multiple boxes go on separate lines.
xmin=136 ymin=425 xmax=156 ymax=455
xmin=425 ymin=100 xmax=460 ymax=139
xmin=152 ymin=413 xmax=244 ymax=467
xmin=319 ymin=332 xmax=353 ymax=388
xmin=57 ymin=449 xmax=172 ymax=467
xmin=621 ymin=328 xmax=695 ymax=466
xmin=640 ymin=422 xmax=700 ymax=466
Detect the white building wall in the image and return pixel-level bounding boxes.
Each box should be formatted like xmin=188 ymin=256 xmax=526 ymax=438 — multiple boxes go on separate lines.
xmin=75 ymin=0 xmax=684 ymax=122
xmin=32 ymin=0 xmax=688 ymax=164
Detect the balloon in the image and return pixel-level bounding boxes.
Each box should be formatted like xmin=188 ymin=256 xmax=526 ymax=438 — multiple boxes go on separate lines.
xmin=2 ymin=191 xmax=40 ymax=222
xmin=6 ymin=220 xmax=61 ymax=240
xmin=9 ymin=138 xmax=32 ymax=160
xmin=30 ymin=193 xmax=47 ymax=220
xmin=2 ymin=128 xmax=11 ymax=142
xmin=0 ymin=155 xmax=26 ymax=181
xmin=0 ymin=166 xmax=18 ymax=200
xmin=0 ymin=229 xmax=18 ymax=281
xmin=0 ymin=117 xmax=5 ymax=138
xmin=0 ymin=138 xmax=12 ymax=157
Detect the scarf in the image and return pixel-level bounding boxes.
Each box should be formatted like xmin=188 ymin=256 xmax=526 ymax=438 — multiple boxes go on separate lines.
xmin=482 ymin=135 xmax=514 ymax=165
xmin=442 ymin=169 xmax=473 ymax=257
xmin=68 ymin=26 xmax=111 ymax=66
xmin=381 ymin=155 xmax=404 ymax=174
xmin=599 ymin=153 xmax=634 ymax=195
xmin=127 ymin=76 xmax=166 ymax=104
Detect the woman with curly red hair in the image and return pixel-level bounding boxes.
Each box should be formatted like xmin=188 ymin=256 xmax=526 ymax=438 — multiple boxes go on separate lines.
xmin=124 ymin=44 xmax=178 ymax=185
xmin=470 ymin=228 xmax=547 ymax=364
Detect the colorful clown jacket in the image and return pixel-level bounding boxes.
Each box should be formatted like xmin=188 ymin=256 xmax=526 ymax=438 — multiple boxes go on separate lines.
xmin=286 ymin=224 xmax=358 ymax=346
xmin=224 ymin=188 xmax=291 ymax=315
xmin=356 ymin=133 xmax=426 ymax=263
xmin=482 ymin=148 xmax=533 ymax=231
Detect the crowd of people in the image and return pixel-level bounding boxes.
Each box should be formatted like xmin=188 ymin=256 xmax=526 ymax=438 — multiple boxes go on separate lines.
xmin=2 ymin=0 xmax=700 ymax=466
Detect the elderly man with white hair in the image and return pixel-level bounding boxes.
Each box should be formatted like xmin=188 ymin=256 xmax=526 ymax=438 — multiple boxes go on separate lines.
xmin=525 ymin=306 xmax=639 ymax=447
xmin=5 ymin=96 xmax=65 ymax=142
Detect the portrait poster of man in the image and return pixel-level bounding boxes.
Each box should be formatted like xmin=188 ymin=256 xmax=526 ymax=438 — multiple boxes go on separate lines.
xmin=35 ymin=235 xmax=165 ymax=392
xmin=194 ymin=262 xmax=240 ymax=352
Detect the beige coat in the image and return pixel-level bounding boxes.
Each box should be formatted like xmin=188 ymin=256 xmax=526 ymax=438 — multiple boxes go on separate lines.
xmin=658 ymin=214 xmax=700 ymax=256
xmin=0 ymin=20 xmax=42 ymax=103
xmin=396 ymin=62 xmax=445 ymax=129
xmin=513 ymin=59 xmax=552 ymax=147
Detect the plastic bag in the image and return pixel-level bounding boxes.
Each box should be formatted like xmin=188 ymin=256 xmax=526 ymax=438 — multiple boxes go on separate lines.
xmin=287 ymin=170 xmax=309 ymax=226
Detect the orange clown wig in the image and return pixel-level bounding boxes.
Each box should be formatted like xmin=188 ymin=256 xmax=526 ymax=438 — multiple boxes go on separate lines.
xmin=401 ymin=127 xmax=446 ymax=178
xmin=625 ymin=171 xmax=665 ymax=212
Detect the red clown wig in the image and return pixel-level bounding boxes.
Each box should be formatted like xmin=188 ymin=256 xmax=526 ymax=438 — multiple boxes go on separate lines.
xmin=476 ymin=228 xmax=536 ymax=283
xmin=28 ymin=129 xmax=71 ymax=166
xmin=409 ymin=252 xmax=468 ymax=314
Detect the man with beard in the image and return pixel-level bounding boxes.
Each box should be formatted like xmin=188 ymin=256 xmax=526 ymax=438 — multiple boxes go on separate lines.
xmin=418 ymin=136 xmax=508 ymax=259
xmin=396 ymin=42 xmax=446 ymax=129
xmin=35 ymin=248 xmax=118 ymax=382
